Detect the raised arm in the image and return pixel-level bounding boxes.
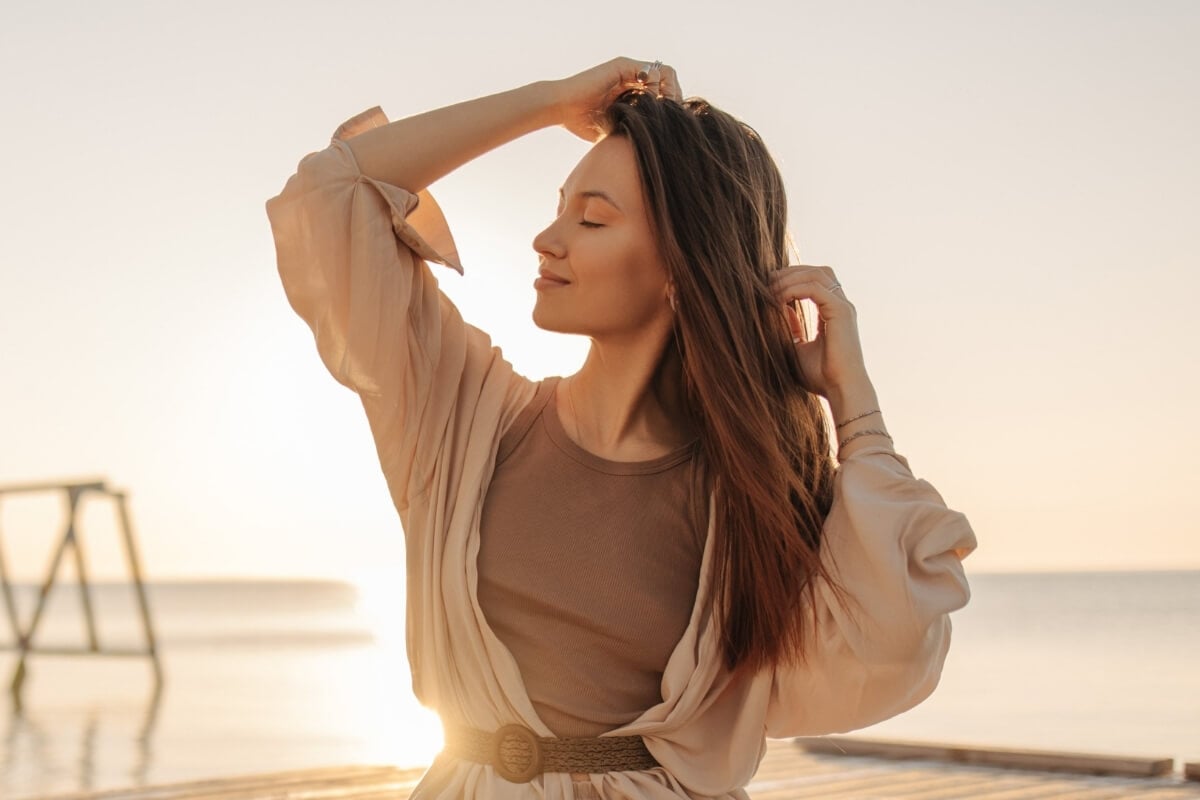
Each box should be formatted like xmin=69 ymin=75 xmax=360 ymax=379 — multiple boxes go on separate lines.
xmin=343 ymin=83 xmax=559 ymax=192
xmin=343 ymin=57 xmax=684 ymax=192
xmin=265 ymin=58 xmax=681 ymax=515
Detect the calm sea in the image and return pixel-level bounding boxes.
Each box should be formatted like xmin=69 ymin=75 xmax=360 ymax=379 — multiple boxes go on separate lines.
xmin=1 ymin=570 xmax=1197 ymax=798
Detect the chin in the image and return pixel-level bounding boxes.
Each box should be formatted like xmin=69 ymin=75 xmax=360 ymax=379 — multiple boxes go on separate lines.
xmin=531 ymin=304 xmax=581 ymax=335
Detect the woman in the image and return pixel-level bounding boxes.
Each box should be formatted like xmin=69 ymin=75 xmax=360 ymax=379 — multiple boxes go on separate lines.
xmin=266 ymin=57 xmax=976 ymax=800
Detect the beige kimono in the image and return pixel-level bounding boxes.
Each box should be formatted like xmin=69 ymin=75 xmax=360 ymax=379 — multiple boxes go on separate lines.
xmin=266 ymin=107 xmax=978 ymax=799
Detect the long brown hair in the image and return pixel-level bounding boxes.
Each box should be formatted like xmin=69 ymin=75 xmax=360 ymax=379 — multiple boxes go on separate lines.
xmin=605 ymin=90 xmax=856 ymax=672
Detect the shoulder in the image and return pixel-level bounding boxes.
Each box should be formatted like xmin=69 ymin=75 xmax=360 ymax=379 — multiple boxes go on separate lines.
xmin=496 ymin=376 xmax=561 ymax=466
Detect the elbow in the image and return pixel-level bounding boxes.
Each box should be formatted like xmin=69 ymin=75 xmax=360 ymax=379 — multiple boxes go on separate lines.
xmin=847 ymin=612 xmax=955 ymax=731
xmin=764 ymin=616 xmax=953 ymax=738
xmin=900 ymin=615 xmax=952 ymax=706
xmin=847 ymin=615 xmax=954 ymax=732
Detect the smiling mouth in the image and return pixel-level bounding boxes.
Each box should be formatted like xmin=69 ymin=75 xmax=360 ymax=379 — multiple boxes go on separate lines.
xmin=534 ymin=275 xmax=570 ymax=290
xmin=535 ymin=265 xmax=570 ymax=285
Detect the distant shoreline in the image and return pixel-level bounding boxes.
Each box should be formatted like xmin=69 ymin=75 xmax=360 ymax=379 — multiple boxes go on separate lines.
xmin=6 ymin=567 xmax=1199 ymax=588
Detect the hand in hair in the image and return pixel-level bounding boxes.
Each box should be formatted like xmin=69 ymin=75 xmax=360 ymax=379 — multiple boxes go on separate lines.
xmin=552 ymin=57 xmax=683 ymax=142
xmin=770 ymin=265 xmax=872 ymax=400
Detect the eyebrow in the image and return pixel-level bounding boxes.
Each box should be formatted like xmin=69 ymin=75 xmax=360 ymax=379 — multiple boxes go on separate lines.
xmin=557 ymin=188 xmax=624 ymax=213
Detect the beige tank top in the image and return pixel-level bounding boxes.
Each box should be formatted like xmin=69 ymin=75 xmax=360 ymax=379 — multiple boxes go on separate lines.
xmin=477 ymin=376 xmax=708 ymax=737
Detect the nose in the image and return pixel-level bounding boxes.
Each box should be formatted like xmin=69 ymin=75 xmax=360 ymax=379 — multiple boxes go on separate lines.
xmin=532 ymin=218 xmax=565 ymax=261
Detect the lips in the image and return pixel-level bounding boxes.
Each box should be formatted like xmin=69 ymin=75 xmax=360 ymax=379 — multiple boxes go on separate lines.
xmin=537 ymin=267 xmax=570 ymax=284
xmin=533 ymin=267 xmax=570 ymax=293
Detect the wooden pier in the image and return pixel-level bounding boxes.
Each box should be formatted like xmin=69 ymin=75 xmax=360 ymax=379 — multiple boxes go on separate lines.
xmin=25 ymin=737 xmax=1200 ymax=799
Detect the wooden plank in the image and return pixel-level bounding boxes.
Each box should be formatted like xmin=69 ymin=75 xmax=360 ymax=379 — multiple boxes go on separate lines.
xmin=969 ymin=781 xmax=1140 ymax=800
xmin=881 ymin=773 xmax=1074 ymax=800
xmin=795 ymin=735 xmax=1176 ymax=778
xmin=747 ymin=751 xmax=1044 ymax=800
xmin=913 ymin=778 xmax=1077 ymax=800
xmin=32 ymin=766 xmax=421 ymax=800
xmin=797 ymin=773 xmax=1028 ymax=799
xmin=26 ymin=740 xmax=1200 ymax=800
xmin=765 ymin=740 xmax=1200 ymax=798
xmin=750 ymin=766 xmax=952 ymax=797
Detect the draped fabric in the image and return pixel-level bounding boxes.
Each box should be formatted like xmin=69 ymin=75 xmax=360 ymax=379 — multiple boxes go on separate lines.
xmin=266 ymin=107 xmax=978 ymax=799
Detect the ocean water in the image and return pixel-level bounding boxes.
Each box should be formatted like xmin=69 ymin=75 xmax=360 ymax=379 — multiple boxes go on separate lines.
xmin=0 ymin=571 xmax=1197 ymax=798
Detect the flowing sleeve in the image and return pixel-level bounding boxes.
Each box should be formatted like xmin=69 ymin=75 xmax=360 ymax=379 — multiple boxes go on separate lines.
xmin=764 ymin=442 xmax=978 ymax=738
xmin=265 ymin=107 xmax=523 ymax=513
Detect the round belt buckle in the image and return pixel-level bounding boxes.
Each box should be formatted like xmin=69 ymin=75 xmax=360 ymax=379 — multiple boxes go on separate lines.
xmin=492 ymin=723 xmax=543 ymax=783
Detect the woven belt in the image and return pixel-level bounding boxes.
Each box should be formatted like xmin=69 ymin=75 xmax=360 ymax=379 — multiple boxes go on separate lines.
xmin=443 ymin=723 xmax=660 ymax=784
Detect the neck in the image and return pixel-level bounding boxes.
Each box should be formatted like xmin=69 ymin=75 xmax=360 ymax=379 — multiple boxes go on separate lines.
xmin=561 ymin=329 xmax=694 ymax=461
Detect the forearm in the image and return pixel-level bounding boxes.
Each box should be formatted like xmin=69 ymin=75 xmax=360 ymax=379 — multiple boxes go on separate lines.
xmin=827 ymin=375 xmax=892 ymax=461
xmin=344 ymin=80 xmax=564 ymax=192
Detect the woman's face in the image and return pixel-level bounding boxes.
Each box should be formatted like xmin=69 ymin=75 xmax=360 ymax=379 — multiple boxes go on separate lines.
xmin=531 ymin=135 xmax=672 ymax=340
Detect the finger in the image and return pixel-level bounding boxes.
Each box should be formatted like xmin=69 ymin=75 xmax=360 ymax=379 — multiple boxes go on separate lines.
xmin=783 ymin=300 xmax=807 ymax=340
xmin=771 ymin=268 xmax=847 ymax=298
xmin=770 ymin=271 xmax=842 ymax=293
xmin=615 ymin=57 xmax=651 ymax=89
xmin=771 ymin=277 xmax=849 ymax=308
xmin=771 ymin=264 xmax=839 ymax=283
xmin=658 ymin=65 xmax=683 ymax=101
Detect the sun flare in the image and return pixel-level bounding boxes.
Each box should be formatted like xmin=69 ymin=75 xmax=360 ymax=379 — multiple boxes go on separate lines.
xmin=350 ymin=565 xmax=444 ymax=767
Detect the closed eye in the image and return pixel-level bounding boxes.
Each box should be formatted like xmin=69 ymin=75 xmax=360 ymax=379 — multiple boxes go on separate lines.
xmin=579 ymin=221 xmax=604 ymax=228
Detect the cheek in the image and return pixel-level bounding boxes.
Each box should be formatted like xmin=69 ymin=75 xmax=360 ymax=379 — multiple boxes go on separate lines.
xmin=592 ymin=231 xmax=666 ymax=302
xmin=532 ymin=225 xmax=670 ymax=336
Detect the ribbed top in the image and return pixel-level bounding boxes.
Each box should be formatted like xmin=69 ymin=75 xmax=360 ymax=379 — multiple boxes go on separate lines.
xmin=477 ymin=377 xmax=708 ymax=737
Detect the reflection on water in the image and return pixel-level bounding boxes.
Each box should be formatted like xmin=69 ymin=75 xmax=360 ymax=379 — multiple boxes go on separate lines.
xmin=4 ymin=678 xmax=163 ymax=794
xmin=0 ymin=580 xmax=443 ymax=799
xmin=1 ymin=643 xmax=444 ymax=799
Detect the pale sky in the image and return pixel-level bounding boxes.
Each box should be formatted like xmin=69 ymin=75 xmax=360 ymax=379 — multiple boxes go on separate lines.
xmin=1 ymin=0 xmax=1197 ymax=582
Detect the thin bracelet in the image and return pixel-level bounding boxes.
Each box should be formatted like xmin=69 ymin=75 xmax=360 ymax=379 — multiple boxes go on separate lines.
xmin=835 ymin=408 xmax=881 ymax=429
xmin=837 ymin=428 xmax=893 ymax=451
